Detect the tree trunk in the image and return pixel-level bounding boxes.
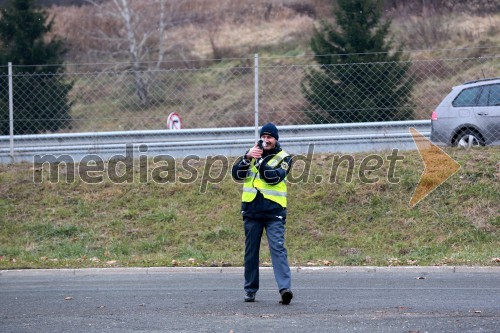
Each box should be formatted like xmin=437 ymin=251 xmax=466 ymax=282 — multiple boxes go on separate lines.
xmin=115 ymin=0 xmax=149 ymax=107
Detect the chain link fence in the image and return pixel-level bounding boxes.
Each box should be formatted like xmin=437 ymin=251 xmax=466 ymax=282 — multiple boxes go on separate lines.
xmin=0 ymin=53 xmax=499 ymax=159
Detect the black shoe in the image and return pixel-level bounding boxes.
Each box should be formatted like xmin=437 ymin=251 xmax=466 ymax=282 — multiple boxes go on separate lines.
xmin=279 ymin=288 xmax=293 ymax=305
xmin=244 ymin=292 xmax=256 ymax=302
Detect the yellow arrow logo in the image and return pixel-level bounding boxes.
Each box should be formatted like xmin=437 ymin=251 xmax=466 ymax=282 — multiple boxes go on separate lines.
xmin=409 ymin=128 xmax=461 ymax=208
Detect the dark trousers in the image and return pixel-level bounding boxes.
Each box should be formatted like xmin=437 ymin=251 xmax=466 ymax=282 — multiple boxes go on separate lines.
xmin=243 ymin=217 xmax=291 ymax=293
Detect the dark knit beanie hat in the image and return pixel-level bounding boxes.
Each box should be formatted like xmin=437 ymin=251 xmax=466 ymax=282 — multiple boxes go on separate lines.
xmin=260 ymin=123 xmax=279 ymax=140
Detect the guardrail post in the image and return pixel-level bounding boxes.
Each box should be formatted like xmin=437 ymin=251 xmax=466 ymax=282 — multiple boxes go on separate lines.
xmin=8 ymin=62 xmax=14 ymax=163
xmin=254 ymin=53 xmax=259 ymax=142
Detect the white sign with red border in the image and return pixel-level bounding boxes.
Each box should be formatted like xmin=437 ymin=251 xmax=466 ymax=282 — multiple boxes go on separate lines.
xmin=167 ymin=112 xmax=182 ymax=130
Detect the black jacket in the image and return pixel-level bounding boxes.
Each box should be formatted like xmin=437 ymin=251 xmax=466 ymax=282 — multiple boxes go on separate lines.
xmin=231 ymin=142 xmax=293 ymax=221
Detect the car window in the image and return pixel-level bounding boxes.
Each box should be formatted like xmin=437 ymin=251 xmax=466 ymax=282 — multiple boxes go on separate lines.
xmin=452 ymin=86 xmax=481 ymax=107
xmin=477 ymin=86 xmax=489 ymax=106
xmin=489 ymin=84 xmax=500 ymax=106
xmin=477 ymin=84 xmax=500 ymax=106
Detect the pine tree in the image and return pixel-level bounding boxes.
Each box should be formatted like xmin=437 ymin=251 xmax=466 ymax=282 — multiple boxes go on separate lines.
xmin=0 ymin=0 xmax=72 ymax=135
xmin=302 ymin=0 xmax=414 ymax=123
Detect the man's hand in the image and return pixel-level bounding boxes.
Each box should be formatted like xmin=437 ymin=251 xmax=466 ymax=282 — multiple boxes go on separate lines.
xmin=245 ymin=143 xmax=263 ymax=160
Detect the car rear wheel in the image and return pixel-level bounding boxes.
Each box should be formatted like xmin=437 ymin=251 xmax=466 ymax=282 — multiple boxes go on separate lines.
xmin=454 ymin=130 xmax=484 ymax=148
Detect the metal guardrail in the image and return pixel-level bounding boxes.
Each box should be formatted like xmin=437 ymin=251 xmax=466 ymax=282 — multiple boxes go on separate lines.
xmin=0 ymin=120 xmax=430 ymax=163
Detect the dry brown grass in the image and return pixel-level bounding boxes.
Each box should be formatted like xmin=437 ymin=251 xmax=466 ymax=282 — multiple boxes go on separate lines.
xmin=190 ymin=16 xmax=315 ymax=59
xmin=48 ymin=0 xmax=319 ymax=65
xmin=392 ymin=13 xmax=500 ymax=54
xmin=47 ymin=1 xmax=500 ymax=66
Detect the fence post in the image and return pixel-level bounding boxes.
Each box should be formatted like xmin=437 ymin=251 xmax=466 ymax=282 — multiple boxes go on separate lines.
xmin=254 ymin=53 xmax=259 ymax=142
xmin=8 ymin=62 xmax=14 ymax=163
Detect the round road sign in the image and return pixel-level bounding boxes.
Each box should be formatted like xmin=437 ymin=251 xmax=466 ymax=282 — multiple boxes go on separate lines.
xmin=167 ymin=112 xmax=182 ymax=130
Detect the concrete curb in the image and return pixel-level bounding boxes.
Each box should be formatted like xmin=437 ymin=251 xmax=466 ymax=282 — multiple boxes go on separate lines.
xmin=1 ymin=265 xmax=499 ymax=277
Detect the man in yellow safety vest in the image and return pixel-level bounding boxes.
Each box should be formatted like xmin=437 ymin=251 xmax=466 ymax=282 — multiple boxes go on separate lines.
xmin=231 ymin=123 xmax=294 ymax=305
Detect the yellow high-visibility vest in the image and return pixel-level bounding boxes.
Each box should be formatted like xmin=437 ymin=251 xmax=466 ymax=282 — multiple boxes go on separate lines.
xmin=242 ymin=150 xmax=289 ymax=207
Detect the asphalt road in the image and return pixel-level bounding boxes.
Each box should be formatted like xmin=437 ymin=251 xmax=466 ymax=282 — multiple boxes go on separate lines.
xmin=1 ymin=266 xmax=499 ymax=333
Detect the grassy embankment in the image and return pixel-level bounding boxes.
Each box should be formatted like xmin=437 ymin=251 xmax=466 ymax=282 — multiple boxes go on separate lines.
xmin=0 ymin=147 xmax=498 ymax=269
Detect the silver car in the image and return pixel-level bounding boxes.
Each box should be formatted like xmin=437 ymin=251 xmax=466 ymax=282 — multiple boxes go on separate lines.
xmin=430 ymin=78 xmax=500 ymax=148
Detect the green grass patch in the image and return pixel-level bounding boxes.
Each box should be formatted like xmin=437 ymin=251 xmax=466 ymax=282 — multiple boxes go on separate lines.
xmin=0 ymin=148 xmax=498 ymax=269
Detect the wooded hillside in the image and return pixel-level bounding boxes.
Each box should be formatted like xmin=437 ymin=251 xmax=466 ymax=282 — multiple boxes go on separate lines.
xmin=37 ymin=0 xmax=499 ymax=67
